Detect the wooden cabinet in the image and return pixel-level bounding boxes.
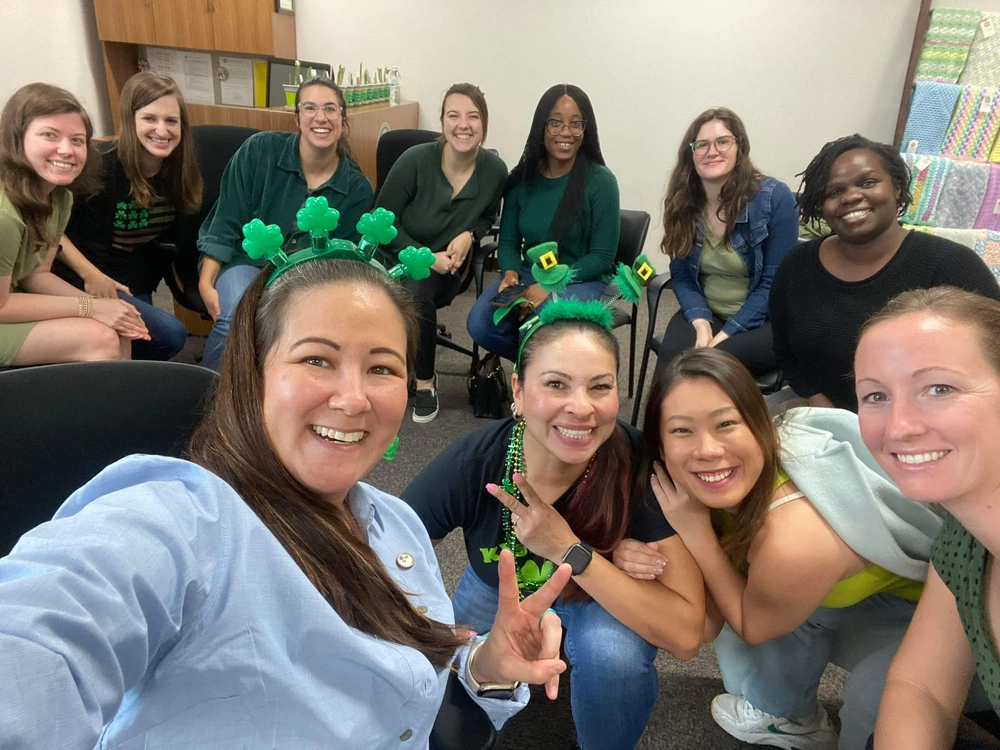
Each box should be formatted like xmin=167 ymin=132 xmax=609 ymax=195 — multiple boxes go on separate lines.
xmin=150 ymin=0 xmax=214 ymax=51
xmin=93 ymin=0 xmax=293 ymax=57
xmin=93 ymin=0 xmax=157 ymax=45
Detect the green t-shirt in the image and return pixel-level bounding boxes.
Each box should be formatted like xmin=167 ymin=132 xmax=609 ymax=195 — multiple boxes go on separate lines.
xmin=374 ymin=140 xmax=507 ymax=261
xmin=932 ymin=512 xmax=1000 ymax=715
xmin=0 ymin=187 xmax=73 ymax=290
xmin=496 ymin=161 xmax=620 ymax=283
xmin=698 ymin=231 xmax=748 ymax=319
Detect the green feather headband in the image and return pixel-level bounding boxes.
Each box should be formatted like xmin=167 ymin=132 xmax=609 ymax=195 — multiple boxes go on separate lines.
xmin=241 ymin=197 xmax=435 ymax=287
xmin=513 ymin=249 xmax=657 ymax=372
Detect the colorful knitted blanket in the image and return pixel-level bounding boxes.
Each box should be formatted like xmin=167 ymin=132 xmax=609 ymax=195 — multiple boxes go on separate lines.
xmin=974 ymin=163 xmax=1000 ymax=230
xmin=973 ymin=230 xmax=1000 ymax=282
xmin=940 ymin=85 xmax=1000 ymax=161
xmin=959 ymin=13 xmax=1000 ymax=87
xmin=936 ymin=159 xmax=991 ymax=228
xmin=902 ymin=153 xmax=953 ymax=226
xmin=916 ymin=8 xmax=982 ymax=83
xmin=903 ymin=82 xmax=963 ymax=154
xmin=905 ymin=225 xmax=987 ymax=251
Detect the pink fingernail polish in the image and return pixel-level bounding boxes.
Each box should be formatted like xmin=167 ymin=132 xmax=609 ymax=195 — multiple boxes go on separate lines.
xmin=513 ymin=473 xmax=524 ymax=482
xmin=486 ymin=483 xmax=498 ymax=493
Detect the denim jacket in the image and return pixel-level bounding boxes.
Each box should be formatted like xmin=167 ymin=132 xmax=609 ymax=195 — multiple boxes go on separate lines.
xmin=669 ymin=177 xmax=798 ymax=335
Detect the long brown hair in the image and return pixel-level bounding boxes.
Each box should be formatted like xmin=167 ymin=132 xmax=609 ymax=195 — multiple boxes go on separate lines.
xmin=643 ymin=348 xmax=779 ymax=563
xmin=439 ymin=82 xmax=490 ymax=142
xmin=516 ymin=318 xmax=631 ymax=554
xmin=115 ymin=72 xmax=203 ymax=213
xmin=188 ymin=259 xmax=465 ymax=668
xmin=860 ymin=286 xmax=1000 ymax=379
xmin=294 ymin=77 xmax=359 ymax=169
xmin=0 ymin=82 xmax=101 ymax=250
xmin=660 ymin=107 xmax=764 ymax=259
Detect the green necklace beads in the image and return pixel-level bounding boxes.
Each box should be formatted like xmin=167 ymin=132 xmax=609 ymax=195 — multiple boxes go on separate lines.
xmin=500 ymin=419 xmax=594 ymax=599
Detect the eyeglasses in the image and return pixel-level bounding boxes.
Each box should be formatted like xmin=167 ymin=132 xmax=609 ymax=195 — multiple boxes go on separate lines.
xmin=690 ymin=136 xmax=736 ymax=155
xmin=299 ymin=104 xmax=343 ymax=118
xmin=546 ymin=118 xmax=586 ymax=136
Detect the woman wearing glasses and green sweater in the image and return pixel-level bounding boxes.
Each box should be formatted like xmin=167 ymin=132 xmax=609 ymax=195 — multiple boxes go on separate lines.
xmin=656 ymin=108 xmax=798 ymax=377
xmin=466 ymin=84 xmax=620 ymax=361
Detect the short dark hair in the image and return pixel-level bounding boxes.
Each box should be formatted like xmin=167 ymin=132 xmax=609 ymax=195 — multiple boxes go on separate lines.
xmin=797 ymin=134 xmax=912 ymax=224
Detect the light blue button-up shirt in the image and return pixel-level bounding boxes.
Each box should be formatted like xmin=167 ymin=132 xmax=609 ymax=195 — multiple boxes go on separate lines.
xmin=0 ymin=455 xmax=527 ymax=748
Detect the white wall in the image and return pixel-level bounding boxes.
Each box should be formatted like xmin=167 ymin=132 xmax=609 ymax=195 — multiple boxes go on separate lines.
xmin=296 ymin=0 xmax=1000 ymax=255
xmin=0 ymin=0 xmax=111 ymax=135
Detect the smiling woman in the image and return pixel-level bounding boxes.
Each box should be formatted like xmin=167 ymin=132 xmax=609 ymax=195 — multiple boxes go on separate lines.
xmin=855 ymin=288 xmax=1000 ymax=746
xmin=0 ymin=82 xmax=151 ymax=366
xmin=54 ymin=72 xmax=201 ymax=362
xmin=770 ymin=134 xmax=1000 ymax=412
xmin=617 ymin=347 xmax=942 ymax=749
xmin=196 ymin=76 xmax=374 ymax=371
xmin=405 ymin=300 xmax=706 ymax=750
xmin=0 ymin=256 xmax=580 ymax=747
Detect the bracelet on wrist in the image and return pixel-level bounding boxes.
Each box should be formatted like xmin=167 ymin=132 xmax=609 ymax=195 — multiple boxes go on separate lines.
xmin=77 ymin=296 xmax=94 ymax=319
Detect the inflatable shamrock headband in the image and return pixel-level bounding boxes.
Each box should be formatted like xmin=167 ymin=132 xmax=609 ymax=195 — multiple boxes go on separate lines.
xmin=240 ymin=197 xmax=435 ymax=286
xmin=512 ymin=242 xmax=656 ymax=371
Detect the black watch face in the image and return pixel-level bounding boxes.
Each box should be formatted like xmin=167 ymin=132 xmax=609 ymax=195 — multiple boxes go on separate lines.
xmin=565 ymin=544 xmax=592 ymax=574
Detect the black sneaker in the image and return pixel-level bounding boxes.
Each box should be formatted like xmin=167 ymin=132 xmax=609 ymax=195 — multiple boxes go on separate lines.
xmin=412 ymin=377 xmax=439 ymax=423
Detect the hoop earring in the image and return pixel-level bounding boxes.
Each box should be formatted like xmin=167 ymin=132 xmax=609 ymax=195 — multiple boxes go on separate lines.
xmin=511 ymin=402 xmax=521 ymax=420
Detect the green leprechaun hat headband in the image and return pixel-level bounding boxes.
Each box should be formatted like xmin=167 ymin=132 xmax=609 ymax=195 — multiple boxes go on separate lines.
xmin=241 ymin=197 xmax=436 ymax=287
xmin=512 ymin=243 xmax=656 ymax=372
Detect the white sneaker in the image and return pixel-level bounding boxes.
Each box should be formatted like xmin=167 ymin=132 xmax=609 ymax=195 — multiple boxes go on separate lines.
xmin=710 ymin=694 xmax=839 ymax=749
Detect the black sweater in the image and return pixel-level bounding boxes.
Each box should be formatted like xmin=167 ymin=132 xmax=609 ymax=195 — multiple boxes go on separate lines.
xmin=770 ymin=231 xmax=1000 ymax=411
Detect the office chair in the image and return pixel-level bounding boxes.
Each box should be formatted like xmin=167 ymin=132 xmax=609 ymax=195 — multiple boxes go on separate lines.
xmin=0 ymin=360 xmax=217 ymax=556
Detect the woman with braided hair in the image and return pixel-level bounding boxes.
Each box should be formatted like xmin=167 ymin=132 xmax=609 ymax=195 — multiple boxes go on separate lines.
xmin=404 ymin=298 xmax=705 ymax=750
xmin=769 ymin=134 xmax=1000 ymax=412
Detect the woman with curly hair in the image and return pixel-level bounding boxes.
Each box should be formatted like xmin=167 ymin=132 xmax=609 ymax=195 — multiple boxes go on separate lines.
xmin=770 ymin=134 xmax=1000 ymax=411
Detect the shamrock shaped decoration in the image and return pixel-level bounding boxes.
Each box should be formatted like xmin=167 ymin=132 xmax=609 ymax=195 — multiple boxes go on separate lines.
xmin=356 ymin=207 xmax=398 ymax=258
xmin=526 ymin=241 xmax=575 ymax=294
xmin=515 ymin=559 xmax=555 ymax=592
xmin=390 ymin=245 xmax=435 ymax=281
xmin=295 ymin=196 xmax=340 ymax=243
xmin=242 ymin=219 xmax=287 ymax=267
xmin=611 ymin=253 xmax=657 ymax=305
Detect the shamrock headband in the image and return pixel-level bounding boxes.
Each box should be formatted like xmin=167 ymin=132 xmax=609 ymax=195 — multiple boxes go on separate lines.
xmin=241 ymin=198 xmax=436 ymax=286
xmin=513 ymin=244 xmax=656 ymax=372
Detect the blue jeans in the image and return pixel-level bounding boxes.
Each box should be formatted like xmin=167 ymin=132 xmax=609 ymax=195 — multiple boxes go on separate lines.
xmin=201 ymin=265 xmax=262 ymax=372
xmin=715 ymin=595 xmax=918 ymax=750
xmin=124 ymin=292 xmax=187 ymax=362
xmin=466 ymin=271 xmax=608 ymax=361
xmin=452 ymin=565 xmax=658 ymax=750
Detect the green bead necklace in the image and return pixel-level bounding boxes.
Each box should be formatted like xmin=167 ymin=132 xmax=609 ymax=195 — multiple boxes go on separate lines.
xmin=500 ymin=419 xmax=594 ymax=599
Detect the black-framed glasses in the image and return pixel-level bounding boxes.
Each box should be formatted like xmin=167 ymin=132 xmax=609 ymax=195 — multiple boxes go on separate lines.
xmin=546 ymin=118 xmax=586 ymax=136
xmin=690 ymin=136 xmax=736 ymax=155
xmin=299 ymin=103 xmax=343 ymax=118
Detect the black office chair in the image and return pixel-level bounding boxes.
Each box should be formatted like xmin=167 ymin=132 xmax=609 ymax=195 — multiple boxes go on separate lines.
xmin=0 ymin=360 xmax=218 ymax=556
xmin=604 ymin=209 xmax=650 ymax=398
xmin=374 ymin=128 xmax=499 ymax=363
xmin=630 ymin=274 xmax=784 ymax=425
xmin=163 ymin=124 xmax=261 ymax=317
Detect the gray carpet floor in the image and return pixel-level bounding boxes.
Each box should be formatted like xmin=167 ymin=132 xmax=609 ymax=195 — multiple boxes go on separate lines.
xmin=160 ymin=278 xmax=997 ymax=749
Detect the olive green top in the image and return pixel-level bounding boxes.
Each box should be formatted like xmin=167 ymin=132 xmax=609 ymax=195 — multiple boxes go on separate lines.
xmin=0 ymin=187 xmax=73 ymax=290
xmin=698 ymin=231 xmax=748 ymax=319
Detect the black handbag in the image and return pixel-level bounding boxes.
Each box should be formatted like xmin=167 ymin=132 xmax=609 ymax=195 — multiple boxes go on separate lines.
xmin=467 ymin=352 xmax=511 ymax=419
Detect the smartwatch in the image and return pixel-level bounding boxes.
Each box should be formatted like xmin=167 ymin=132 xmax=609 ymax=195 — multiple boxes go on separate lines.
xmin=561 ymin=541 xmax=593 ymax=576
xmin=466 ymin=640 xmax=520 ymax=700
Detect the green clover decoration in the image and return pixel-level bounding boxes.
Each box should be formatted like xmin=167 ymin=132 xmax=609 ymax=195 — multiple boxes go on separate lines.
xmin=296 ymin=196 xmax=340 ymax=242
xmin=241 ymin=219 xmax=288 ymax=266
xmin=390 ymin=245 xmax=435 ymax=281
xmin=516 ymin=559 xmax=554 ymax=592
xmin=356 ymin=208 xmax=398 ymax=258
